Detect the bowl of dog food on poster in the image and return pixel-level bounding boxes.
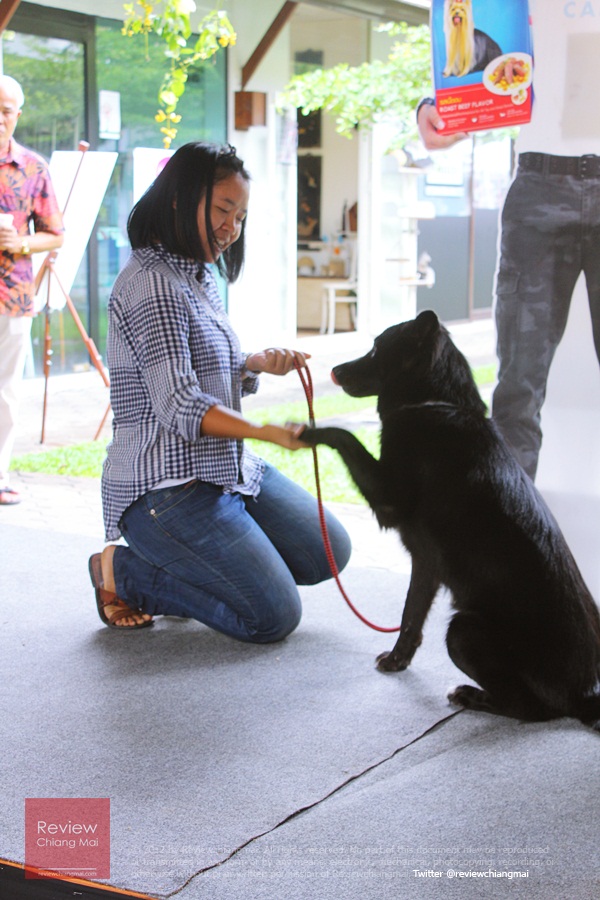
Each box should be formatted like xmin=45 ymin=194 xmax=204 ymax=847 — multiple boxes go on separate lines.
xmin=483 ymin=52 xmax=532 ymax=98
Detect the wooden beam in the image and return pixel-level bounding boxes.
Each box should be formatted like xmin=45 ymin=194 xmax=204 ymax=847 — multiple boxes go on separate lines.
xmin=241 ymin=1 xmax=298 ymax=90
xmin=0 ymin=0 xmax=21 ymax=35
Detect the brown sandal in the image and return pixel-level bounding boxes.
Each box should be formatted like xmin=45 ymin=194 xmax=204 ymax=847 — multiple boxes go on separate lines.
xmin=88 ymin=553 xmax=153 ymax=630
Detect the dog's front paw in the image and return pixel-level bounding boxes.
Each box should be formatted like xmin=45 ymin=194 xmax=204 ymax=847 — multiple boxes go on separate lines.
xmin=299 ymin=426 xmax=319 ymax=446
xmin=375 ymin=650 xmax=409 ymax=672
xmin=299 ymin=425 xmax=350 ymax=450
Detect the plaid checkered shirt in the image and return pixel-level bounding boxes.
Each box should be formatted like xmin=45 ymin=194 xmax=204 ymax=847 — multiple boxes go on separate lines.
xmin=101 ymin=245 xmax=263 ymax=541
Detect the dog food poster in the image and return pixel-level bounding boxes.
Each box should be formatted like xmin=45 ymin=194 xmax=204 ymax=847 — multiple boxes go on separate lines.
xmin=431 ymin=0 xmax=533 ymax=135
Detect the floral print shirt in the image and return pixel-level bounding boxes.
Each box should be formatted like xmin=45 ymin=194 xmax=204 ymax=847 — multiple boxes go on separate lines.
xmin=0 ymin=139 xmax=64 ymax=317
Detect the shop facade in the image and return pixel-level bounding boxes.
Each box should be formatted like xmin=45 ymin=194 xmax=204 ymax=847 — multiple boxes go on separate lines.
xmin=0 ymin=0 xmax=430 ymax=375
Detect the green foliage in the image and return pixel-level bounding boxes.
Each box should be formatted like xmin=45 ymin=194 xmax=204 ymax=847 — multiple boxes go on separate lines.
xmin=473 ymin=362 xmax=497 ymax=386
xmin=10 ymin=394 xmax=379 ymax=498
xmin=248 ymin=393 xmax=376 ymax=427
xmin=97 ymin=19 xmax=226 ymax=149
xmin=248 ymin=429 xmax=378 ymax=506
xmin=10 ymin=429 xmax=378 ymax=504
xmin=280 ymin=22 xmax=432 ymax=146
xmin=12 ymin=441 xmax=108 ymax=478
xmin=122 ymin=1 xmax=235 ymax=147
xmin=10 ymin=362 xmax=496 ymax=500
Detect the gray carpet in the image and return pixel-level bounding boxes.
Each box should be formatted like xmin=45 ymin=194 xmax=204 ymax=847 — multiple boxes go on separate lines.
xmin=1 ymin=524 xmax=598 ymax=899
xmin=190 ymin=716 xmax=599 ymax=900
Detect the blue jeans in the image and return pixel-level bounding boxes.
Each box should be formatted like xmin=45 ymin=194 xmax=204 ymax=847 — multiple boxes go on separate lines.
xmin=115 ymin=464 xmax=352 ymax=643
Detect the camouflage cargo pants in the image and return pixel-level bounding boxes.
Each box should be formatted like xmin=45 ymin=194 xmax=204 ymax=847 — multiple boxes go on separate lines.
xmin=491 ymin=154 xmax=600 ymax=480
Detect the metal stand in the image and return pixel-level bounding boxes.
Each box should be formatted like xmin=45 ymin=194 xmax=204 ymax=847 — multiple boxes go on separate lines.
xmin=37 ymin=252 xmax=110 ymax=443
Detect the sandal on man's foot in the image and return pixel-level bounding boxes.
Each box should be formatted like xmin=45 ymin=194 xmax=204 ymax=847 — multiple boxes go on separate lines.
xmin=88 ymin=552 xmax=153 ymax=630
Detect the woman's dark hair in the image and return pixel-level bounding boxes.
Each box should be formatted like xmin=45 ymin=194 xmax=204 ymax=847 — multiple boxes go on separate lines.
xmin=127 ymin=142 xmax=250 ymax=283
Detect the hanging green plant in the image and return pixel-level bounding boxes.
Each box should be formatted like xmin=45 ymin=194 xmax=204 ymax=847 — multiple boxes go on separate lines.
xmin=280 ymin=23 xmax=431 ymax=148
xmin=122 ymin=1 xmax=236 ymax=148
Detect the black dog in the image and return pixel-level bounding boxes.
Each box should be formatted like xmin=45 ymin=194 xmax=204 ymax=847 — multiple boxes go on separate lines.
xmin=303 ymin=311 xmax=600 ymax=730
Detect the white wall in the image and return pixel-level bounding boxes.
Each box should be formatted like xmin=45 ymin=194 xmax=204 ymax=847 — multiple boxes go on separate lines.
xmin=225 ymin=0 xmax=298 ymax=348
xmin=226 ymin=6 xmax=371 ymax=347
xmin=223 ymin=3 xmax=395 ymax=347
xmin=290 ymin=14 xmax=366 ymax=241
xmin=536 ymin=277 xmax=600 ymax=599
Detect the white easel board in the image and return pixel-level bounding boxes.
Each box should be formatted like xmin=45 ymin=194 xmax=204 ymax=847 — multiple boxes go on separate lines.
xmin=132 ymin=147 xmax=173 ymax=203
xmin=33 ymin=150 xmax=118 ymax=311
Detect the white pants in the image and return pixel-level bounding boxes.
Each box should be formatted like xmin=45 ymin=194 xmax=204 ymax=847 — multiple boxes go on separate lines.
xmin=0 ymin=315 xmax=32 ymax=487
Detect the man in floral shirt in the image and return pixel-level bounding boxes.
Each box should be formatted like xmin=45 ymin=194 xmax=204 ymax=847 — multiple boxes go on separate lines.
xmin=0 ymin=75 xmax=64 ymax=505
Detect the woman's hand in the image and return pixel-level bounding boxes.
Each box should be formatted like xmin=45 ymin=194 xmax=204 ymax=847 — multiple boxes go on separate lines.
xmin=245 ymin=347 xmax=311 ymax=377
xmin=418 ymin=102 xmax=468 ymax=151
xmin=259 ymin=422 xmax=309 ymax=451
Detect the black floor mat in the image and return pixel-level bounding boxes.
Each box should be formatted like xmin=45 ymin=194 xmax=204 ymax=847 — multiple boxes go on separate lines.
xmin=0 ymin=862 xmax=158 ymax=900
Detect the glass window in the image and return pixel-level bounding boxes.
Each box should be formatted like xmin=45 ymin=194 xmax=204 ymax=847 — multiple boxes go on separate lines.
xmin=95 ymin=19 xmax=228 ymax=347
xmin=2 ymin=14 xmax=227 ymax=375
xmin=2 ymin=28 xmax=89 ymax=375
xmin=3 ymin=32 xmax=85 ymax=156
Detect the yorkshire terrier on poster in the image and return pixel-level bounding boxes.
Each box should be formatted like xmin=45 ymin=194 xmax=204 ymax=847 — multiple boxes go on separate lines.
xmin=443 ymin=0 xmax=502 ymax=77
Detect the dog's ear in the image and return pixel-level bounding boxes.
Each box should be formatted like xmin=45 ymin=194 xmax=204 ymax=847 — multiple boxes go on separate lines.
xmin=415 ymin=309 xmax=440 ymax=337
xmin=413 ymin=310 xmax=446 ymax=363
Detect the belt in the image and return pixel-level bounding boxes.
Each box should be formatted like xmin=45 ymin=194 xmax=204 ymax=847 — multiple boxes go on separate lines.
xmin=518 ymin=152 xmax=600 ymax=178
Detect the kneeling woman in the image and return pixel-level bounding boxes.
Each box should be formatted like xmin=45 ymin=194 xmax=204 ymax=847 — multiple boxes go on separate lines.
xmin=90 ymin=142 xmax=351 ymax=640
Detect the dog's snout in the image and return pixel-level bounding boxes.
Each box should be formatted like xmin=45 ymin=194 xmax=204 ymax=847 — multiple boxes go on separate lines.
xmin=331 ymin=369 xmax=340 ymax=386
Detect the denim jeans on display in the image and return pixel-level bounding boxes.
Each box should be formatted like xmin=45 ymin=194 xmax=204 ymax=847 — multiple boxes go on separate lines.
xmin=492 ymin=158 xmax=600 ymax=480
xmin=115 ymin=463 xmax=352 ymax=643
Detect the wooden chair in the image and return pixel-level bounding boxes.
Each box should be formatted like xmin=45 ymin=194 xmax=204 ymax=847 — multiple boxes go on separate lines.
xmin=319 ymin=240 xmax=358 ymax=335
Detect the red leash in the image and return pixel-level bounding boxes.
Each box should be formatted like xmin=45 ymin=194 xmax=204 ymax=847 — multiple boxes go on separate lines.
xmin=295 ymin=361 xmax=400 ymax=634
